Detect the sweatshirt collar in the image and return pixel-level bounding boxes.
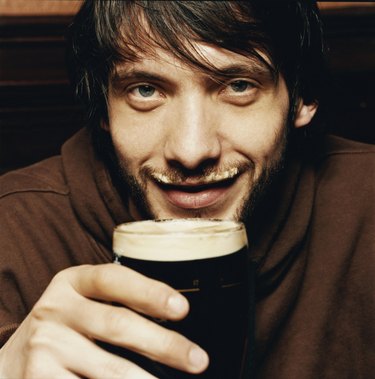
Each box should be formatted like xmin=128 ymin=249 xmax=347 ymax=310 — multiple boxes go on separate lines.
xmin=62 ymin=128 xmax=134 ymax=251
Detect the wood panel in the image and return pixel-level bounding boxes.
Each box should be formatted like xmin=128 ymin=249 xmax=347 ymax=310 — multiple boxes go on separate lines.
xmin=0 ymin=5 xmax=374 ymax=174
xmin=322 ymin=7 xmax=375 ymax=142
xmin=0 ymin=16 xmax=83 ymax=173
xmin=0 ymin=0 xmax=82 ymax=16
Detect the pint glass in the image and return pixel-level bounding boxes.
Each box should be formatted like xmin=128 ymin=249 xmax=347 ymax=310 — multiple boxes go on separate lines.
xmin=111 ymin=219 xmax=254 ymax=378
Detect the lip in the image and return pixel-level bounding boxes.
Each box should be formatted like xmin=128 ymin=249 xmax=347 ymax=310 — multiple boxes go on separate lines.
xmin=155 ymin=178 xmax=237 ymax=210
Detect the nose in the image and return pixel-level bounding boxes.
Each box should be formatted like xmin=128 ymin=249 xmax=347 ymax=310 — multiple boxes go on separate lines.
xmin=164 ymin=96 xmax=221 ymax=170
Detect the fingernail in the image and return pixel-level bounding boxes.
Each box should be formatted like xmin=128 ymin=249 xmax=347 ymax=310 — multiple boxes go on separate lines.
xmin=167 ymin=294 xmax=188 ymax=316
xmin=188 ymin=345 xmax=209 ymax=371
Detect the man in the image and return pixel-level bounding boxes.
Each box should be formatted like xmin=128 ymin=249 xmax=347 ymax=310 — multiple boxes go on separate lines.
xmin=0 ymin=1 xmax=373 ymax=378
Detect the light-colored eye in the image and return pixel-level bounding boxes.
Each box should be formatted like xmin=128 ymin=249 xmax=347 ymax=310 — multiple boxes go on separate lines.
xmin=126 ymin=83 xmax=165 ymax=111
xmin=229 ymin=80 xmax=254 ymax=93
xmin=135 ymin=85 xmax=156 ymax=97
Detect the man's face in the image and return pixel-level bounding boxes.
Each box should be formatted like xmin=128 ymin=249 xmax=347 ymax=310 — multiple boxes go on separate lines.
xmin=106 ymin=43 xmax=295 ymax=221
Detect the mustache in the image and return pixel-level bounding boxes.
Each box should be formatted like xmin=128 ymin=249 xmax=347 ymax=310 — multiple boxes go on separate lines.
xmin=140 ymin=161 xmax=254 ymax=185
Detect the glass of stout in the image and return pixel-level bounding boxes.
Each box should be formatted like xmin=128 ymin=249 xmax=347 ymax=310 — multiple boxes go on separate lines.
xmin=111 ymin=219 xmax=253 ymax=379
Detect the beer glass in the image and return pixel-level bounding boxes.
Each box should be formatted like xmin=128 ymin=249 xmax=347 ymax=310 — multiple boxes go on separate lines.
xmin=111 ymin=219 xmax=253 ymax=378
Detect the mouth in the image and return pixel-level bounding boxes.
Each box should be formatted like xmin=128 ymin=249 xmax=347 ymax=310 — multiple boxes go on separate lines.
xmin=151 ymin=168 xmax=240 ymax=210
xmin=152 ymin=167 xmax=239 ymax=186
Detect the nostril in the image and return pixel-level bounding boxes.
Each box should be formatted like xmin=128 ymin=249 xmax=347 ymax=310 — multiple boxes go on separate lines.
xmin=164 ymin=132 xmax=221 ymax=170
xmin=167 ymin=158 xmax=220 ymax=177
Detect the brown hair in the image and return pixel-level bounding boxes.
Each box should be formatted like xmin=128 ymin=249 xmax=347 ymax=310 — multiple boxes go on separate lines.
xmin=66 ymin=0 xmax=327 ymax=155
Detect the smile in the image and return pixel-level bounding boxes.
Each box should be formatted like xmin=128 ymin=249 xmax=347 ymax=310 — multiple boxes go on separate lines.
xmin=152 ymin=167 xmax=239 ymax=186
xmin=151 ymin=169 xmax=240 ymax=210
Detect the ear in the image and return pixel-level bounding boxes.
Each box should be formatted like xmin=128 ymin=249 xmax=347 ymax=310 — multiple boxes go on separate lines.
xmin=294 ymin=100 xmax=318 ymax=128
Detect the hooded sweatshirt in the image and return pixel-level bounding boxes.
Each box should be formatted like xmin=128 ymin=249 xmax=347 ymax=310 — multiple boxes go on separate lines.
xmin=0 ymin=128 xmax=374 ymax=378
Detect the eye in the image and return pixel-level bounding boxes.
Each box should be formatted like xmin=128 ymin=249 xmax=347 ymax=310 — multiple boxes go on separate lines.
xmin=219 ymin=79 xmax=258 ymax=106
xmin=134 ymin=85 xmax=156 ymax=98
xmin=125 ymin=83 xmax=165 ymax=111
xmin=228 ymin=80 xmax=254 ymax=93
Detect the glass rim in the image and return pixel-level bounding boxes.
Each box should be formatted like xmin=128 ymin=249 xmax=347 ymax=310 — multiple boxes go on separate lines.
xmin=114 ymin=218 xmax=245 ymax=236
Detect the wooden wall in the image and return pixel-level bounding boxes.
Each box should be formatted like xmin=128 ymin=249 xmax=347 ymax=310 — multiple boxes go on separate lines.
xmin=0 ymin=3 xmax=374 ymax=173
xmin=0 ymin=15 xmax=83 ymax=173
xmin=322 ymin=4 xmax=375 ymax=145
xmin=0 ymin=0 xmax=82 ymax=16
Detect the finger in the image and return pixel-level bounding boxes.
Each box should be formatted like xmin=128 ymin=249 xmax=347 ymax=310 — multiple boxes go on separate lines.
xmin=25 ymin=366 xmax=80 ymax=379
xmin=56 ymin=325 xmax=158 ymax=379
xmin=66 ymin=298 xmax=209 ymax=374
xmin=23 ymin=348 xmax=80 ymax=379
xmin=67 ymin=264 xmax=189 ymax=320
xmin=25 ymin=321 xmax=158 ymax=379
xmin=44 ymin=369 xmax=80 ymax=379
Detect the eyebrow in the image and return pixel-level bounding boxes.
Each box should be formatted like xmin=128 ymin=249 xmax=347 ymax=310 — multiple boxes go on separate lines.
xmin=110 ymin=61 xmax=276 ymax=91
xmin=110 ymin=69 xmax=170 ymax=95
xmin=212 ymin=63 xmax=275 ymax=82
xmin=112 ymin=69 xmax=166 ymax=85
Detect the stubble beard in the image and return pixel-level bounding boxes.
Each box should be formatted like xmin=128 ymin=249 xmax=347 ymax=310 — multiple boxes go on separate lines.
xmin=114 ymin=136 xmax=287 ymax=222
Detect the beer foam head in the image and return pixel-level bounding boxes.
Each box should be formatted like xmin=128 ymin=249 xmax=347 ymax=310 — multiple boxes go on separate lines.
xmin=113 ymin=219 xmax=248 ymax=261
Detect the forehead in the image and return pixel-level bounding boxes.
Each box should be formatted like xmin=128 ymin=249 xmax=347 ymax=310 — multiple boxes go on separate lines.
xmin=112 ymin=41 xmax=275 ymax=82
xmin=108 ymin=3 xmax=277 ymax=83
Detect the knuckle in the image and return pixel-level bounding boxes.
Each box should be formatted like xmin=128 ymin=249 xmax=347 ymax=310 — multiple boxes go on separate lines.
xmin=27 ymin=324 xmax=53 ymax=352
xmin=46 ymin=269 xmax=77 ymax=300
xmin=51 ymin=267 xmax=74 ymax=286
xmin=159 ymin=328 xmax=184 ymax=356
xmin=26 ymin=311 xmax=61 ymax=355
xmin=31 ymin=291 xmax=64 ymax=322
xmin=144 ymin=281 xmax=172 ymax=312
xmin=153 ymin=329 xmax=196 ymax=371
xmin=124 ymin=364 xmax=150 ymax=378
xmin=53 ymin=264 xmax=94 ymax=289
xmin=30 ymin=302 xmax=54 ymax=324
xmin=98 ymin=356 xmax=134 ymax=379
xmin=103 ymin=308 xmax=130 ymax=341
xmin=89 ymin=265 xmax=112 ymax=294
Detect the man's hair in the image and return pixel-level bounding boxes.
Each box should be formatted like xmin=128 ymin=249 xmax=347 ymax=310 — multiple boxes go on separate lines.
xmin=66 ymin=0 xmax=327 ymax=154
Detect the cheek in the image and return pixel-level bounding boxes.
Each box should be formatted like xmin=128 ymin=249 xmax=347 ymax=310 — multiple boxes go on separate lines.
xmin=108 ymin=100 xmax=166 ymax=163
xmin=220 ymin=104 xmax=288 ymax=161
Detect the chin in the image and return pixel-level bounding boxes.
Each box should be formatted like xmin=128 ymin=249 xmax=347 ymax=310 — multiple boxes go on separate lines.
xmin=149 ymin=202 xmax=243 ymax=221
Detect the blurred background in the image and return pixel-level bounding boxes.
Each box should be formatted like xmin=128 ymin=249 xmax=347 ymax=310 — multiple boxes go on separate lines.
xmin=0 ymin=1 xmax=374 ymax=173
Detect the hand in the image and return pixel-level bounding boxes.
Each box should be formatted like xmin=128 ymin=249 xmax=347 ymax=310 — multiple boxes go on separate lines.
xmin=0 ymin=263 xmax=209 ymax=378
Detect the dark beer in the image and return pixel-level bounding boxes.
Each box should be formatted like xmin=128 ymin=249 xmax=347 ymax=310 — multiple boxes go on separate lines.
xmin=111 ymin=219 xmax=252 ymax=379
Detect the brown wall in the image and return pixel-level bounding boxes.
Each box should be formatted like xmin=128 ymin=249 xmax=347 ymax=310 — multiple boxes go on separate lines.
xmin=0 ymin=1 xmax=373 ymax=16
xmin=0 ymin=3 xmax=374 ymax=173
xmin=0 ymin=0 xmax=82 ymax=16
xmin=0 ymin=14 xmax=83 ymax=173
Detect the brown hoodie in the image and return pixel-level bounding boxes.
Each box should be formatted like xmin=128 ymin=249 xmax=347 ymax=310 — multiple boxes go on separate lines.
xmin=0 ymin=128 xmax=374 ymax=378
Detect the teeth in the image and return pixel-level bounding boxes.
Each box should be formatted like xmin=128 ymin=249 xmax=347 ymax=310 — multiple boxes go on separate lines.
xmin=153 ymin=173 xmax=174 ymax=184
xmin=203 ymin=167 xmax=239 ymax=183
xmin=152 ymin=167 xmax=239 ymax=185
